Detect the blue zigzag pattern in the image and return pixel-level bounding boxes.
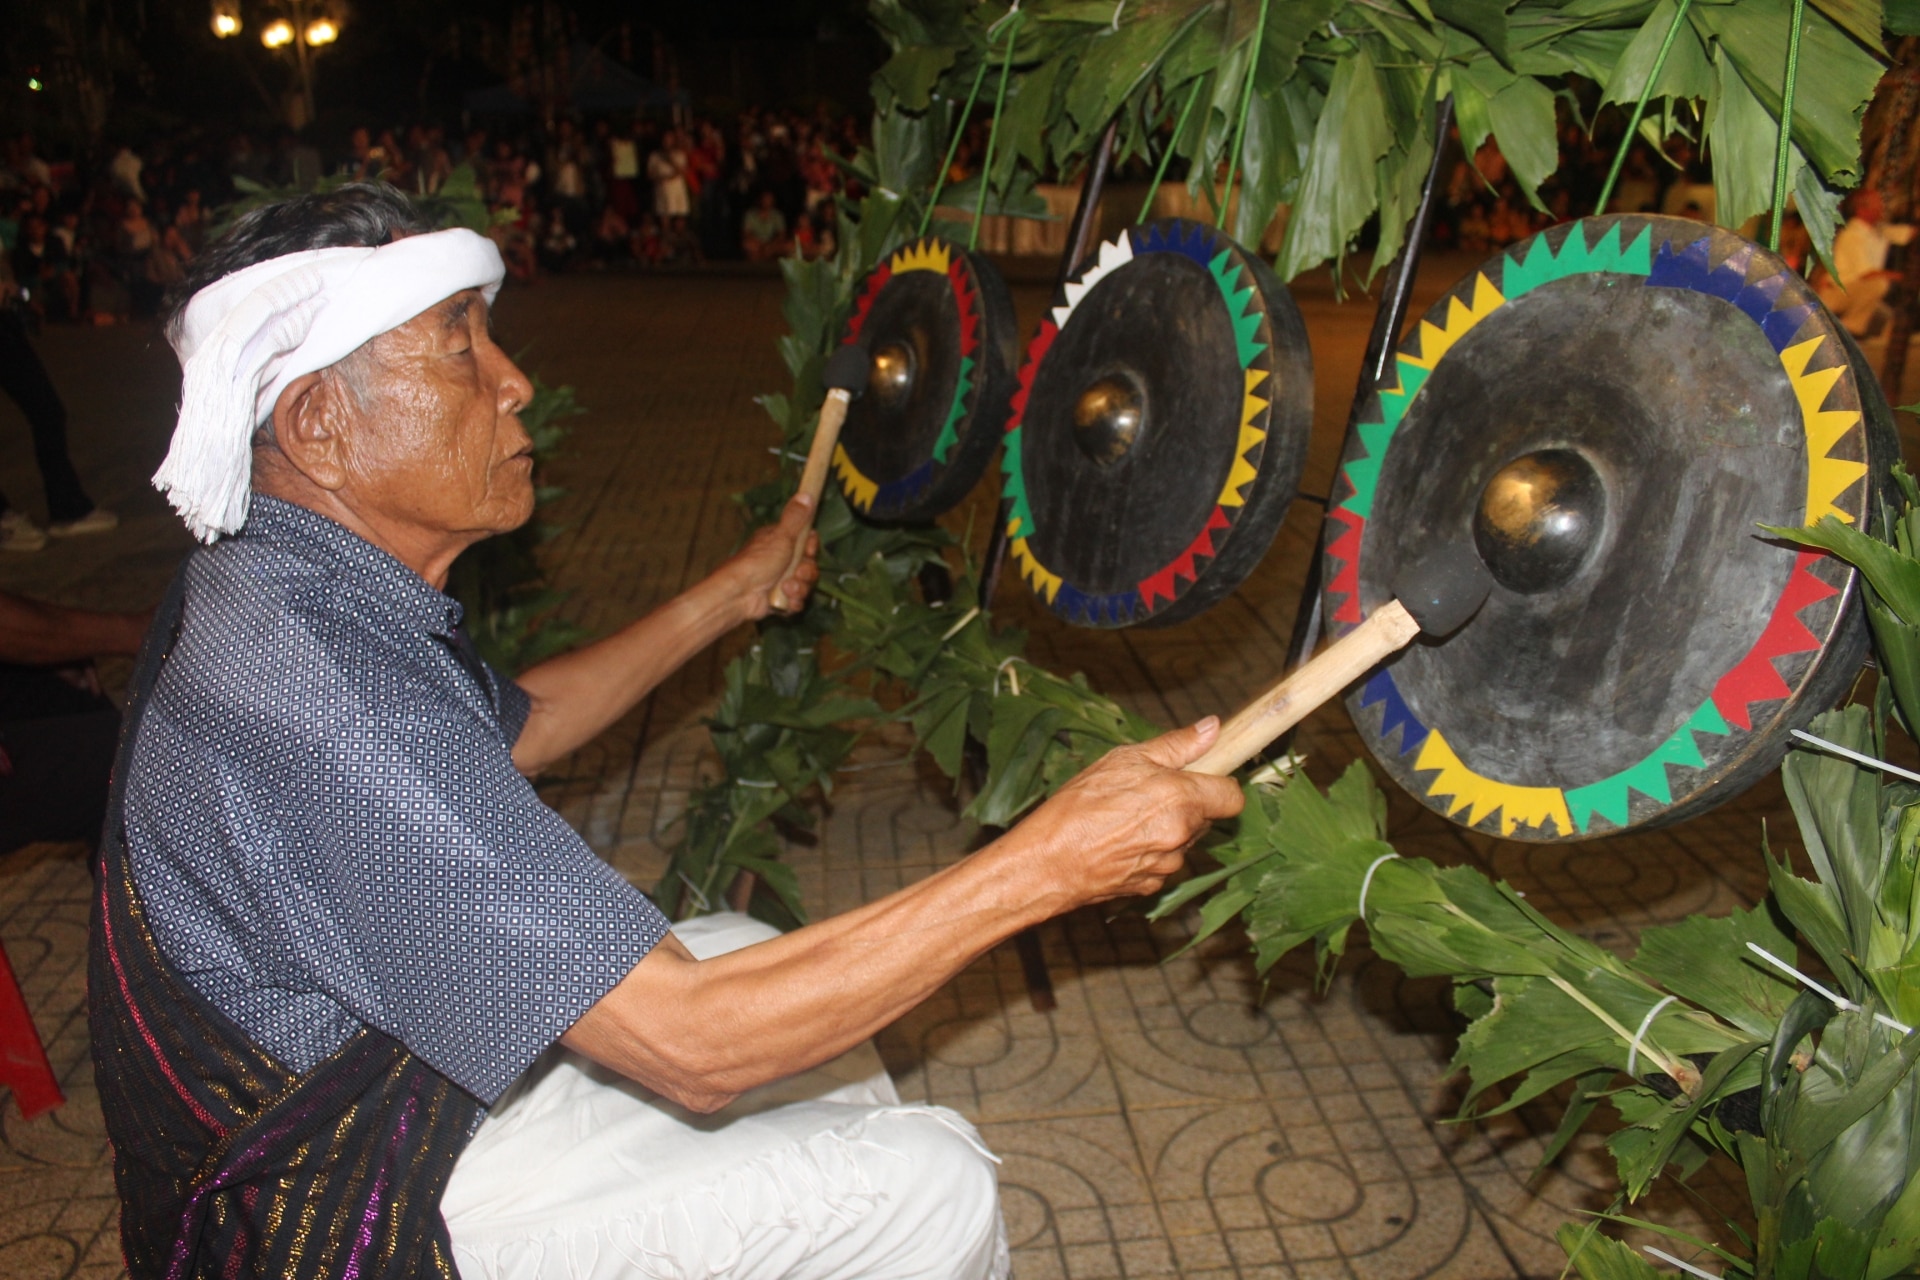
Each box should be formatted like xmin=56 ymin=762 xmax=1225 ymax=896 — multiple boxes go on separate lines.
xmin=1645 ymin=236 xmax=1817 ymax=354
xmin=1052 ymin=583 xmax=1142 ymax=627
xmin=1359 ymin=670 xmax=1430 ymax=756
xmin=1134 ymin=219 xmax=1219 ymax=267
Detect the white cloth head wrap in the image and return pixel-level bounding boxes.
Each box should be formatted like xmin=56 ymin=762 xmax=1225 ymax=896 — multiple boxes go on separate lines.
xmin=157 ymin=227 xmax=506 ymax=543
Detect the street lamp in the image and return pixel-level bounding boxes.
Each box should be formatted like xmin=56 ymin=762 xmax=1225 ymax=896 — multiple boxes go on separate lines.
xmin=211 ymin=2 xmax=344 ymax=129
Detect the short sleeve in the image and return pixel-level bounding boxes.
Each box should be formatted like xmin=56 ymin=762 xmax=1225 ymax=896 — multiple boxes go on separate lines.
xmin=284 ymin=699 xmax=668 ymax=1103
xmin=491 ymin=669 xmax=533 ymax=746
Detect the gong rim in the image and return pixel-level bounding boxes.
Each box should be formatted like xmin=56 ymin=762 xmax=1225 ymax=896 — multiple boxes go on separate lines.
xmin=830 ymin=237 xmax=1018 ymax=524
xmin=1000 ymin=218 xmax=1313 ymax=628
xmin=1325 ymin=214 xmax=1894 ymax=843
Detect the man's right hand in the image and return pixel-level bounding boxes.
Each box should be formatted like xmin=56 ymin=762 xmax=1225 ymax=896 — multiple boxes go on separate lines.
xmin=1006 ymin=717 xmax=1246 ymax=913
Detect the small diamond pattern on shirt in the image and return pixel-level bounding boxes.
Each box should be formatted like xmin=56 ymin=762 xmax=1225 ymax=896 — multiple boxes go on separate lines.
xmin=124 ymin=496 xmax=668 ymax=1105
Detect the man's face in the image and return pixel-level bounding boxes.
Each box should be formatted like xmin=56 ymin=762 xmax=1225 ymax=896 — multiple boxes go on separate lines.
xmin=340 ymin=289 xmax=536 ymax=543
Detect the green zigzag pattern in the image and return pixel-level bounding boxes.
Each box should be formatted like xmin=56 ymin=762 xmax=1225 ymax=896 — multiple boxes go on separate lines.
xmin=932 ymin=354 xmax=975 ymax=464
xmin=1335 ymin=221 xmax=1652 ymax=521
xmin=1002 ymin=426 xmax=1037 ymax=537
xmin=1565 ymin=700 xmax=1731 ymax=832
xmin=1500 ymin=222 xmax=1653 ymax=300
xmin=1207 ymin=249 xmax=1266 ymax=370
xmin=1338 ymin=363 xmax=1429 ymax=521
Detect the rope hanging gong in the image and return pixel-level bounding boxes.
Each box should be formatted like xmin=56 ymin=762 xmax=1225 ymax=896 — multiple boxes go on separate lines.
xmin=1327 ymin=214 xmax=1896 ymax=841
xmin=830 ymin=237 xmax=1020 ymax=524
xmin=1000 ymin=217 xmax=1313 ymax=628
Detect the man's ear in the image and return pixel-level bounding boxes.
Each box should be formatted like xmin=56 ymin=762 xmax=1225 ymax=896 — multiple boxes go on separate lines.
xmin=268 ymin=370 xmax=352 ymax=492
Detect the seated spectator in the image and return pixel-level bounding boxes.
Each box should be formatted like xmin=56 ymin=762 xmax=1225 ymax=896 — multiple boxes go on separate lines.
xmin=663 ymin=214 xmax=702 ymax=265
xmin=1814 ymin=186 xmax=1916 ymax=338
xmin=173 ymin=189 xmax=207 ymax=256
xmin=590 ymin=204 xmax=630 ymax=265
xmin=631 ymin=212 xmax=665 ymax=266
xmin=741 ymin=191 xmax=790 ymax=262
xmin=0 ymin=591 xmax=148 ymax=854
xmin=539 ymin=213 xmax=577 ymax=273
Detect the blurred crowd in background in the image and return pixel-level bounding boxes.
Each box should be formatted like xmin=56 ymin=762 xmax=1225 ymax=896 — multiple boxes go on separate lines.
xmin=0 ymin=105 xmax=863 ymax=326
xmin=0 ymin=103 xmax=1860 ymax=331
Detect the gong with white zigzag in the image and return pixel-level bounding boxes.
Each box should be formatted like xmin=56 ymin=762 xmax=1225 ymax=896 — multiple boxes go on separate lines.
xmin=999 ymin=218 xmax=1313 ymax=628
xmin=1326 ymin=214 xmax=1897 ymax=841
xmin=828 ymin=237 xmax=1020 ymax=523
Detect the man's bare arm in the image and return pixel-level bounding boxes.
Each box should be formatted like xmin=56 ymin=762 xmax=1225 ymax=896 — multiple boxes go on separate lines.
xmin=562 ymin=720 xmax=1245 ymax=1111
xmin=0 ymin=591 xmax=149 ymax=666
xmin=510 ymin=494 xmax=819 ymax=773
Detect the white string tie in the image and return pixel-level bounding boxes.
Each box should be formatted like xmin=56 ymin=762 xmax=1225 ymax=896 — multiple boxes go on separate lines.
xmin=1627 ymin=995 xmax=1677 ymax=1078
xmin=939 ymin=606 xmax=981 ymax=642
xmin=1747 ymin=943 xmax=1913 ymax=1035
xmin=1791 ymin=729 xmax=1920 ymax=785
xmin=1356 ymin=853 xmax=1400 ymax=919
xmin=994 ymin=656 xmax=1022 ymax=697
xmin=1645 ymin=1245 xmax=1722 ymax=1280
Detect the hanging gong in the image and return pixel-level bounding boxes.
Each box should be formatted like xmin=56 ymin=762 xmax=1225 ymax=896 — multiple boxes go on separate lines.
xmin=829 ymin=236 xmax=1019 ymax=523
xmin=1326 ymin=214 xmax=1898 ymax=842
xmin=999 ymin=218 xmax=1313 ymax=627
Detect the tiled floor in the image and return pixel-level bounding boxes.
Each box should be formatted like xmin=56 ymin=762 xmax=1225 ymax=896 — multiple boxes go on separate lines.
xmin=0 ymin=254 xmax=1906 ymax=1278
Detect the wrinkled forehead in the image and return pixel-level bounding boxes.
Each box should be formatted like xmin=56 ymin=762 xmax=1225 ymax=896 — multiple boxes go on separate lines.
xmin=364 ymin=287 xmax=491 ymax=353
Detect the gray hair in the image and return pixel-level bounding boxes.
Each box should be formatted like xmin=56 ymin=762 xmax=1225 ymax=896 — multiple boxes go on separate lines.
xmin=169 ymin=183 xmax=431 ymax=440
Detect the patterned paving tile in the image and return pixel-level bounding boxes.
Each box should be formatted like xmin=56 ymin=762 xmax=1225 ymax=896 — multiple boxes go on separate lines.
xmin=0 ymin=258 xmax=1864 ymax=1276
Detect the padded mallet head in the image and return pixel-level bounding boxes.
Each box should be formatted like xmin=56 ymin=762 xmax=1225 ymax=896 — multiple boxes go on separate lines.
xmin=823 ymin=343 xmax=869 ymax=397
xmin=1390 ymin=541 xmax=1494 ymax=638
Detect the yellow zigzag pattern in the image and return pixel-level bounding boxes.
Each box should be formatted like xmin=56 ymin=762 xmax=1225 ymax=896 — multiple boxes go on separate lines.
xmin=1402 ymin=273 xmax=1505 ymax=370
xmin=1009 ymin=536 xmax=1062 ymax=603
xmin=1218 ymin=369 xmax=1269 ymax=509
xmin=890 ymin=240 xmax=952 ymax=276
xmin=831 ymin=445 xmax=878 ymax=512
xmin=1781 ymin=337 xmax=1867 ymax=526
xmin=1414 ymin=730 xmax=1572 ymax=837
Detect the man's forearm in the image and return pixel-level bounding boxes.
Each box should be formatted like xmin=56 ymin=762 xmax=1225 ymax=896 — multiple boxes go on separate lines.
xmin=511 ymin=572 xmax=750 ymax=772
xmin=561 ymin=723 xmax=1240 ymax=1112
xmin=565 ymin=831 xmax=1067 ymax=1110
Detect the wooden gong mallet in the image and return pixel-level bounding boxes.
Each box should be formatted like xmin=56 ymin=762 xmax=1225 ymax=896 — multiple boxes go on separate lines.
xmin=1188 ymin=542 xmax=1494 ymax=776
xmin=772 ymin=343 xmax=871 ymax=611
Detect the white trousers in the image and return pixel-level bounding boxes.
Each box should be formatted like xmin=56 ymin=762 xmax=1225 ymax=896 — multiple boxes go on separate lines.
xmin=442 ymin=914 xmax=1010 ymax=1280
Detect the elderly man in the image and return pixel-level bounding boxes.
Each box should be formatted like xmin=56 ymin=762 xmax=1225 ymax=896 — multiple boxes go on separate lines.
xmin=91 ymin=184 xmax=1242 ymax=1280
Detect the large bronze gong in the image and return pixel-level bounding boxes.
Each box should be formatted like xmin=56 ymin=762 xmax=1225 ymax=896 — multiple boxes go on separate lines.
xmin=1327 ymin=214 xmax=1898 ymax=841
xmin=830 ymin=237 xmax=1018 ymax=523
xmin=1001 ymin=218 xmax=1312 ymax=627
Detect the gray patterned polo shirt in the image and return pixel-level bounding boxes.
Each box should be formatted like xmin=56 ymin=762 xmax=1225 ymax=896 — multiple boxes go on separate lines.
xmin=123 ymin=495 xmax=668 ymax=1105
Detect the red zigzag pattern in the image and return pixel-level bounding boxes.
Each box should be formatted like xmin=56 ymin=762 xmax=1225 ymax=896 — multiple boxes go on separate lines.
xmin=1710 ymin=549 xmax=1841 ymax=731
xmin=844 ymin=263 xmax=893 ymax=344
xmin=1324 ymin=509 xmax=1365 ymax=625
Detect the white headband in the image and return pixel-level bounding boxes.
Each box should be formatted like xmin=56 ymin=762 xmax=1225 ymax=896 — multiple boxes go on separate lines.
xmin=156 ymin=227 xmax=506 ymax=543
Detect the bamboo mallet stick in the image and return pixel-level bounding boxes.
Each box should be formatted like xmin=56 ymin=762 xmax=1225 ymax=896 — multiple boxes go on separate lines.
xmin=1188 ymin=542 xmax=1494 ymax=777
xmin=772 ymin=344 xmax=870 ymax=611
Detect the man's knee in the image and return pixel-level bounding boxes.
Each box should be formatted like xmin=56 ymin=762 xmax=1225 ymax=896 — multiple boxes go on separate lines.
xmin=853 ymin=1107 xmax=1006 ymax=1279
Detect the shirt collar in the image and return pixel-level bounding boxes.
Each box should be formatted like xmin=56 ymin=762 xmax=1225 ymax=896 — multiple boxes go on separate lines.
xmin=238 ymin=495 xmax=465 ymax=638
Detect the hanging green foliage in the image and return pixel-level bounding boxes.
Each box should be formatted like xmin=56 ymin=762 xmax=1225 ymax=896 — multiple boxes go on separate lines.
xmin=868 ymin=0 xmax=1888 ymax=280
xmin=660 ymin=0 xmax=1918 ymax=1269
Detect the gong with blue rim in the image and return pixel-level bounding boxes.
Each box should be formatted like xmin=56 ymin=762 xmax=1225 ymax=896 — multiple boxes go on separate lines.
xmin=1326 ymin=214 xmax=1898 ymax=841
xmin=1000 ymin=218 xmax=1313 ymax=628
xmin=828 ymin=236 xmax=1019 ymax=524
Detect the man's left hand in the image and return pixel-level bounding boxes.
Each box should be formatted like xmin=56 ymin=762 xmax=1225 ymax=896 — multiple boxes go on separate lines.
xmin=723 ymin=493 xmax=820 ymax=619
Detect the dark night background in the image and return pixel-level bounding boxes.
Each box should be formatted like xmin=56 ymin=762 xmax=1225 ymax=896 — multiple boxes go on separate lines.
xmin=0 ymin=0 xmax=887 ymax=155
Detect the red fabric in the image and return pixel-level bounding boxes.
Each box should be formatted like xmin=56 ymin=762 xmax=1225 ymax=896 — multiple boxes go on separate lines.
xmin=0 ymin=939 xmax=62 ymax=1119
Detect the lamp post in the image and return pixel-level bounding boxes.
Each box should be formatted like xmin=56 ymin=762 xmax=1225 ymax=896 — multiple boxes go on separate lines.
xmin=211 ymin=0 xmax=343 ymax=130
